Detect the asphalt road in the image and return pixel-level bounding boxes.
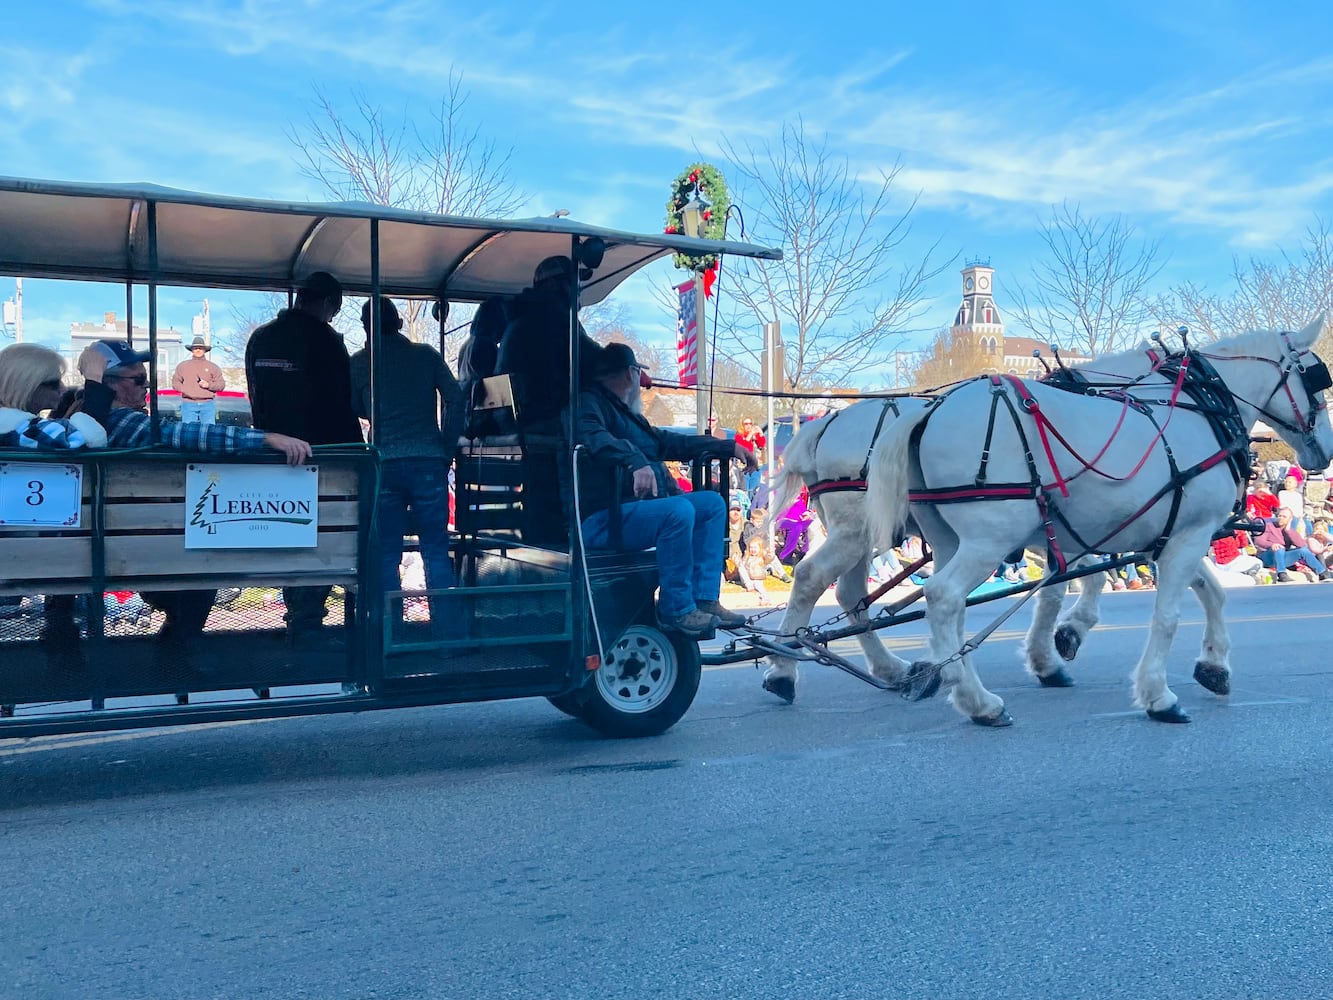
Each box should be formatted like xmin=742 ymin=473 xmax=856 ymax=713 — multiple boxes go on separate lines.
xmin=2 ymin=585 xmax=1331 ymax=1000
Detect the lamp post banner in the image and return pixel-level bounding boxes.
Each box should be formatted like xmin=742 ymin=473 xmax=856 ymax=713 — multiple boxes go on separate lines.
xmin=185 ymin=463 xmax=319 ymax=549
xmin=676 ymin=280 xmax=699 ymax=388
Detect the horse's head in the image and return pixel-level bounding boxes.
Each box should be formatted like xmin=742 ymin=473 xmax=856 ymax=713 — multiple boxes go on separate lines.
xmin=1240 ymin=314 xmax=1333 ymax=471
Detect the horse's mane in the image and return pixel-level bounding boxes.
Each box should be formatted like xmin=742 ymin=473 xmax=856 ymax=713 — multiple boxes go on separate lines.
xmin=1072 ymin=339 xmax=1157 ymax=371
xmin=1200 ymin=326 xmax=1282 ymax=359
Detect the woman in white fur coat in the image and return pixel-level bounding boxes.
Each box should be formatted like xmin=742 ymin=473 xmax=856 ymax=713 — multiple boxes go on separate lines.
xmin=0 ymin=343 xmax=107 ymax=450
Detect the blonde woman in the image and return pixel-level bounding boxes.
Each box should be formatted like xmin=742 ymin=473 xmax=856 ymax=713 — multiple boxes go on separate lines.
xmin=0 ymin=343 xmax=107 ymax=449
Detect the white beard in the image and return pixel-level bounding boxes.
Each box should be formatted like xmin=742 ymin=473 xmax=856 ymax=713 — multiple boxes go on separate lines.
xmin=626 ymin=380 xmax=644 ymax=417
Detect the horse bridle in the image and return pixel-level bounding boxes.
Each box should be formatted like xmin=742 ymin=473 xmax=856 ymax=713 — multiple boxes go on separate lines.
xmin=1207 ymin=332 xmax=1331 ymax=449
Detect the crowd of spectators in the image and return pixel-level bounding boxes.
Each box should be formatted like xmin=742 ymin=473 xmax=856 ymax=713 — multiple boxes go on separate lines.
xmin=1207 ymin=457 xmax=1333 ymax=586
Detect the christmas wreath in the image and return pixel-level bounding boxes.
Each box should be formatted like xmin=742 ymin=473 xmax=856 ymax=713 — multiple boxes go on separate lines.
xmin=664 ymin=162 xmax=731 ymax=273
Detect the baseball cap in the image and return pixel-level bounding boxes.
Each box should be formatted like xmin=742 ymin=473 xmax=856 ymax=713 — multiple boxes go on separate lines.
xmin=88 ymin=340 xmax=151 ymax=374
xmin=593 ymin=341 xmax=650 ymax=376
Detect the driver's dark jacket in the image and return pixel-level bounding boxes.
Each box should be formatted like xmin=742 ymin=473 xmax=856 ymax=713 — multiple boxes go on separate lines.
xmin=574 ymin=383 xmax=731 ymax=517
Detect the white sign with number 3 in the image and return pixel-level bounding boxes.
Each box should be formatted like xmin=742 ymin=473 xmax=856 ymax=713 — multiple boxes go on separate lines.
xmin=0 ymin=462 xmax=84 ymax=528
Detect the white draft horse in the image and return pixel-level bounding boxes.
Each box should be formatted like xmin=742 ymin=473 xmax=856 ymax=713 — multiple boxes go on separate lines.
xmin=761 ymin=342 xmax=1233 ymax=704
xmin=866 ymin=317 xmax=1333 ymax=726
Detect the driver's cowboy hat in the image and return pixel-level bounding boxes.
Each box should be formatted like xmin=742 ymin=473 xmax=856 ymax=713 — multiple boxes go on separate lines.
xmin=187 ymin=335 xmax=211 ymax=351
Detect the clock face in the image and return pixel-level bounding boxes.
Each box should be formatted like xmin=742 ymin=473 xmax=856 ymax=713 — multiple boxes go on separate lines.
xmin=979 ymin=275 xmax=990 ymax=290
xmin=964 ymin=277 xmax=974 ymax=291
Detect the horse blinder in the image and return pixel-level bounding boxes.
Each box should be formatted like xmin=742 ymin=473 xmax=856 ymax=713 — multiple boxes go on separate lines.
xmin=1299 ymin=359 xmax=1331 ymax=398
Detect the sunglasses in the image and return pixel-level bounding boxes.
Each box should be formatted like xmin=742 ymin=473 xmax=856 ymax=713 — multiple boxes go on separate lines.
xmin=107 ymin=374 xmax=149 ymax=387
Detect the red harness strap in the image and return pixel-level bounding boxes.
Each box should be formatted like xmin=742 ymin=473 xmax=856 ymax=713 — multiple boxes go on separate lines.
xmin=996 ymin=376 xmax=1071 ymax=497
xmin=808 ymin=478 xmax=867 ymax=499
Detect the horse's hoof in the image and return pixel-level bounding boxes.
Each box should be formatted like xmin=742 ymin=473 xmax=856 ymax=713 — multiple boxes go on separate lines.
xmin=902 ymin=661 xmax=942 ymax=702
xmin=971 ymin=709 xmax=1014 ymax=727
xmin=1147 ymin=703 xmax=1191 ymax=724
xmin=1053 ymin=625 xmax=1082 ymax=661
xmin=1037 ymin=667 xmax=1075 ymax=688
xmin=763 ymin=674 xmax=796 ymax=705
xmin=1192 ymin=662 xmax=1230 ymax=696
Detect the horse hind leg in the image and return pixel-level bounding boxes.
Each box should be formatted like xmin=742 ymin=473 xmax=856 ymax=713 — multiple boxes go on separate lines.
xmin=1188 ymin=561 xmax=1232 ymax=696
xmin=1053 ymin=555 xmax=1105 ymax=662
xmin=916 ymin=539 xmax=1011 ymax=726
xmin=762 ymin=526 xmax=863 ymax=704
xmin=834 ymin=552 xmax=910 ymax=689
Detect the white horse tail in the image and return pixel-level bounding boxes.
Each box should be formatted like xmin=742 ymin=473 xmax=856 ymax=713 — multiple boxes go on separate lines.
xmin=865 ymin=404 xmax=933 ymax=551
xmin=764 ymin=415 xmax=824 ymax=525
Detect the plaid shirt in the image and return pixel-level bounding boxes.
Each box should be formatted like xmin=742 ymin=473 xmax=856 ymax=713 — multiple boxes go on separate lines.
xmin=106 ymin=408 xmax=269 ymax=453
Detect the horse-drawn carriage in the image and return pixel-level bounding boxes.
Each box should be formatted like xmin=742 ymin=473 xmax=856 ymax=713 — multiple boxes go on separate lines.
xmin=0 ymin=176 xmax=780 ymax=740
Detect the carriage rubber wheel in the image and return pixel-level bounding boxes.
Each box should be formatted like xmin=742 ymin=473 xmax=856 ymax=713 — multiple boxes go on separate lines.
xmin=575 ymin=625 xmax=702 ymax=738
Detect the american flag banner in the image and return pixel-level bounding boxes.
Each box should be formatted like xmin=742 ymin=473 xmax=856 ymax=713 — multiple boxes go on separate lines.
xmin=676 ymin=279 xmax=699 ymax=387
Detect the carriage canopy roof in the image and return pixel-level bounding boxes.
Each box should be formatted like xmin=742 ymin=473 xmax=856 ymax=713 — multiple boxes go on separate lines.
xmin=0 ymin=177 xmax=781 ymax=304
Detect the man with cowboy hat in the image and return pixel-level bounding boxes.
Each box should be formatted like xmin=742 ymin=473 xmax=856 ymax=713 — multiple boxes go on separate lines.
xmin=172 ymin=333 xmax=226 ymax=425
xmin=576 ymin=341 xmax=759 ymax=638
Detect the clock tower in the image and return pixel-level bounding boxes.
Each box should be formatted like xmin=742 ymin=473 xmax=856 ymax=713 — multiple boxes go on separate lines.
xmin=952 ymin=260 xmax=1003 ymax=358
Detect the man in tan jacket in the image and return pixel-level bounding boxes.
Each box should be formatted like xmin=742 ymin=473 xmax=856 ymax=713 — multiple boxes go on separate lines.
xmin=172 ymin=335 xmax=226 ymax=424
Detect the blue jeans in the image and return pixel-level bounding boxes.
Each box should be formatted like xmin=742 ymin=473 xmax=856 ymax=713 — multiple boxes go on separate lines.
xmin=180 ymin=400 xmax=216 ymax=424
xmin=379 ymin=458 xmax=457 ymax=631
xmin=1259 ymin=545 xmax=1325 ymax=573
xmin=581 ymin=490 xmax=726 ymax=619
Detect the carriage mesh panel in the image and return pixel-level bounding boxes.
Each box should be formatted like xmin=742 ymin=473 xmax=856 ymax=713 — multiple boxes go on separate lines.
xmin=0 ymin=587 xmax=353 ymax=717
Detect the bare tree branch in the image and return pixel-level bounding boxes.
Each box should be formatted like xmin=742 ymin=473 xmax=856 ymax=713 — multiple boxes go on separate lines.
xmin=714 ymin=121 xmax=952 ymax=398
xmin=1009 ymin=203 xmax=1164 ymax=356
xmin=288 ymin=72 xmax=526 ymax=345
xmin=1156 ymin=218 xmax=1333 ymax=354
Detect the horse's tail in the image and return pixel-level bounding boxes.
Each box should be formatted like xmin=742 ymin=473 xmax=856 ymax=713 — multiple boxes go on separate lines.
xmin=866 ymin=404 xmax=932 ymax=551
xmin=763 ymin=414 xmax=825 ymax=526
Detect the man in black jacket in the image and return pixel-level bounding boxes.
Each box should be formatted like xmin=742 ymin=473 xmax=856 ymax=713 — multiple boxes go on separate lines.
xmin=576 ymin=343 xmax=758 ymax=638
xmin=245 ymin=271 xmax=362 ymax=641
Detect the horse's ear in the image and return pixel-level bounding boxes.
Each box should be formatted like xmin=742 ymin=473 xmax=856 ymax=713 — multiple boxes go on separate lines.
xmin=1297 ymin=313 xmax=1327 ymax=348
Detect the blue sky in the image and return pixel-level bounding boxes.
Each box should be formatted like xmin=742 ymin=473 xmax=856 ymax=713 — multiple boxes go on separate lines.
xmin=4 ymin=0 xmax=1333 ymax=385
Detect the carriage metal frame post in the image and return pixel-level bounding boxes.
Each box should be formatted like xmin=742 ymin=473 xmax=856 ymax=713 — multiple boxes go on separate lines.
xmin=0 ymin=177 xmax=781 ymax=740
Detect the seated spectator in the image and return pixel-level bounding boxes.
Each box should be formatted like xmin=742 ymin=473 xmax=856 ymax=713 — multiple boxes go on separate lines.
xmin=896 ymin=535 xmax=934 ymax=583
xmin=1252 ymin=507 xmax=1333 ymax=582
xmin=774 ymin=489 xmax=816 ymax=564
xmin=1208 ymin=530 xmax=1268 ymax=586
xmin=1307 ymin=519 xmax=1333 ymax=569
xmin=1278 ymin=475 xmax=1310 ymax=535
xmin=0 ymin=343 xmax=106 ymax=449
xmin=64 ymin=341 xmax=314 ymax=690
xmin=0 ymin=344 xmax=108 ymax=671
xmin=738 ymin=509 xmax=793 ymax=584
xmin=667 ymin=461 xmax=693 ymax=493
xmin=1246 ymin=479 xmax=1280 ymax=520
xmin=725 ymin=503 xmax=772 ymax=605
xmin=574 ymin=342 xmax=757 ymax=636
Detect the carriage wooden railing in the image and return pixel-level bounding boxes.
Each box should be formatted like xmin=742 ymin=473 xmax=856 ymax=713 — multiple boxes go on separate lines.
xmin=0 ymin=449 xmax=374 ymax=600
